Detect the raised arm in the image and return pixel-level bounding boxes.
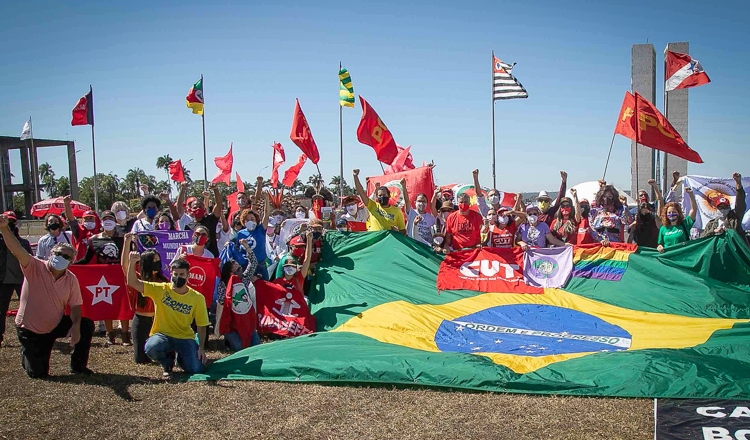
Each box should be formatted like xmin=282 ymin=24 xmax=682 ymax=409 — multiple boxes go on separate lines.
xmin=300 ymin=232 xmax=313 ymax=277
xmin=253 ymin=176 xmax=264 ymax=207
xmin=160 ymin=192 xmax=179 ymax=221
xmin=430 ymin=187 xmax=439 ymax=217
xmin=262 ymin=191 xmax=270 ymax=229
xmin=571 ymin=188 xmax=582 ymax=224
xmin=648 ymin=179 xmax=664 ymax=214
xmin=210 ymin=183 xmax=223 ymax=218
xmin=176 ymin=181 xmax=188 ymax=218
xmin=353 ymin=169 xmax=369 ymax=205
xmin=685 ymin=187 xmax=697 ymax=221
xmin=400 ymin=178 xmax=411 ymax=214
xmin=121 ymin=233 xmax=133 ymax=274
xmin=0 ymin=216 xmax=31 ymax=267
xmin=734 ymin=173 xmax=746 ymax=216
xmin=553 ymin=171 xmax=568 ymax=208
xmin=126 ymin=251 xmax=144 ymax=293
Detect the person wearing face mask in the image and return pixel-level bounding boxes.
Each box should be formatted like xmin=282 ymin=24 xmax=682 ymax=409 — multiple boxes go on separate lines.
xmin=627 ymin=180 xmax=664 ymax=248
xmin=126 ymin=252 xmax=209 ymax=379
xmin=485 ymin=204 xmax=528 ymax=248
xmin=293 ymin=205 xmax=309 ymax=220
xmin=122 ymin=235 xmax=165 ymax=363
xmin=1 ymin=214 xmax=95 ymax=377
xmin=590 ymin=184 xmax=633 ymax=245
xmin=516 ymin=205 xmax=569 ymax=250
xmin=35 ymin=214 xmax=73 ymax=261
xmin=131 ymin=195 xmax=162 ymax=233
xmin=575 ymin=198 xmax=597 ymax=245
xmin=265 ymin=217 xmax=284 ymax=274
xmin=216 ymin=250 xmax=259 ymax=351
xmin=234 ymin=192 xmax=271 ymax=280
xmin=0 ymin=211 xmax=33 ymax=346
xmin=405 ymin=183 xmax=438 ymax=246
xmin=110 ymin=201 xmax=136 ymax=234
xmin=472 ymin=168 xmax=517 ymax=217
xmin=154 ymin=210 xmax=176 ymax=231
xmin=172 ymin=225 xmax=215 ymax=262
xmin=657 ymin=188 xmax=697 ymax=253
xmin=701 ymin=173 xmax=747 ymax=243
xmin=175 ymin=182 xmax=223 ymax=258
xmin=353 ymin=169 xmax=406 ymax=234
xmin=274 ymin=232 xmax=313 ymax=296
xmin=63 ymin=195 xmax=102 ymax=262
xmin=444 ymin=193 xmax=485 ymax=250
xmin=340 ymin=195 xmax=369 ymax=231
xmin=535 ymin=171 xmax=568 ymax=226
xmin=550 ymin=196 xmax=581 ymax=245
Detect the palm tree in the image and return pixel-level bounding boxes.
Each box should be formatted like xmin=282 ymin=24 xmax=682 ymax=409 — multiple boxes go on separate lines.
xmin=155 ymin=154 xmax=173 ymax=180
xmin=123 ymin=167 xmax=149 ymax=199
xmin=38 ymin=162 xmax=56 ymax=197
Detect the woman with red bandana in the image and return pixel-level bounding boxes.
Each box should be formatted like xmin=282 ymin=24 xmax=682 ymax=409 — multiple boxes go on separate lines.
xmin=63 ymin=195 xmax=102 ymax=262
xmin=550 ymin=195 xmax=581 ymax=245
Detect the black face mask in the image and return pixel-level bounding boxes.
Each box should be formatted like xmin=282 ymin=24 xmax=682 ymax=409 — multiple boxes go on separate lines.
xmin=171 ymin=276 xmax=187 ymax=288
xmin=378 ymin=195 xmax=390 ymax=205
xmin=639 ymin=212 xmax=653 ymax=222
xmin=312 ymin=231 xmax=322 ymax=240
xmin=47 ymin=223 xmax=61 ymax=231
xmin=580 ymin=207 xmax=590 ymax=217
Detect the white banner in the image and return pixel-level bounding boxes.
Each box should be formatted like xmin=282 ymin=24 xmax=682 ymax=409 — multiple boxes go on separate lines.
xmin=681 ymin=175 xmax=750 ymax=230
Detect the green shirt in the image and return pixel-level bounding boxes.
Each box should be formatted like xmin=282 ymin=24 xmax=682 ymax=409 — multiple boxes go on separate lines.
xmin=658 ymin=216 xmax=694 ymax=249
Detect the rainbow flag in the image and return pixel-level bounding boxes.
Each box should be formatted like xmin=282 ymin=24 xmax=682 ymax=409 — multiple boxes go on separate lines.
xmin=571 ymin=243 xmax=636 ymax=281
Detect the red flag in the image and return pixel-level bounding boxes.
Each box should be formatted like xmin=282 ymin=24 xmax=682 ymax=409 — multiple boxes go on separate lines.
xmin=282 ymin=153 xmax=307 ymax=187
xmin=68 ymin=265 xmax=134 ymax=321
xmin=168 ymin=160 xmax=185 ymax=183
xmin=366 ymin=166 xmax=434 ymax=209
xmin=71 ymin=87 xmax=94 ymax=126
xmin=290 ymin=99 xmax=320 ymax=164
xmin=665 ymin=50 xmax=711 ymax=92
xmin=218 ymin=276 xmax=257 ymax=349
xmin=270 ymin=142 xmax=286 ymax=188
xmin=356 ymin=96 xmax=399 ymax=164
xmin=183 ymin=254 xmax=221 ymax=308
xmin=384 ymin=145 xmax=415 ymax=175
xmin=614 ymin=91 xmax=703 ymax=163
xmin=227 ymin=172 xmax=245 ymax=220
xmin=437 ymin=247 xmax=543 ymax=294
xmin=255 ymin=280 xmax=315 ymax=337
xmin=235 ymin=172 xmax=245 ymax=193
xmin=211 ymin=143 xmax=234 ymax=184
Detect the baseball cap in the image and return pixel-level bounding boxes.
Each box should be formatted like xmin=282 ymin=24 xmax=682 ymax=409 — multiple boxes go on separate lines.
xmin=2 ymin=211 xmax=17 ymax=221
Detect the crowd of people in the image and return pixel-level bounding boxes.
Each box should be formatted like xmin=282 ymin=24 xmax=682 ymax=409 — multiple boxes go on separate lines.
xmin=0 ymin=167 xmax=746 ymax=380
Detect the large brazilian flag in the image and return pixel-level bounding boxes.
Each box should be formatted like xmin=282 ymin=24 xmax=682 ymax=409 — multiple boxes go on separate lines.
xmin=191 ymin=230 xmax=750 ymax=398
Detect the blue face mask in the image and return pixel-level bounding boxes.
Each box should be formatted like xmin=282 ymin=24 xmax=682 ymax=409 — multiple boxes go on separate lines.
xmin=146 ymin=207 xmax=158 ymax=218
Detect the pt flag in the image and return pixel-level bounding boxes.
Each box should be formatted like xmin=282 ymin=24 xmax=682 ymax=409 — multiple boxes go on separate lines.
xmin=614 ymin=91 xmax=703 ymax=163
xmin=68 ymin=264 xmax=134 ymax=321
xmin=255 ymin=280 xmax=316 ymax=337
xmin=366 ymin=166 xmax=434 ymax=209
xmin=492 ymin=56 xmax=528 ymax=100
xmin=270 ymin=142 xmax=286 ymax=189
xmin=282 ymin=154 xmax=307 ymax=187
xmin=290 ymin=99 xmax=320 ymax=164
xmin=211 ymin=143 xmax=234 ymax=185
xmin=168 ymin=160 xmax=185 ymax=183
xmin=186 ymin=78 xmax=204 ymax=115
xmin=356 ymin=96 xmax=399 ymax=164
xmin=339 ymin=67 xmax=355 ymax=108
xmin=665 ymin=50 xmax=711 ymax=92
xmin=71 ymin=87 xmax=94 ymax=126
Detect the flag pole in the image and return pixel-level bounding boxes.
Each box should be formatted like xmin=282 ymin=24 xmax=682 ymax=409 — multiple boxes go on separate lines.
xmin=661 ymin=48 xmax=669 ymax=194
xmin=29 ymin=116 xmax=39 ymax=203
xmin=339 ymin=62 xmax=344 ymax=206
xmin=201 ymin=74 xmax=208 ymax=190
xmin=601 ymin=131 xmax=617 ymax=181
xmin=491 ymin=50 xmax=497 ymax=189
xmin=90 ymin=85 xmax=99 ymax=212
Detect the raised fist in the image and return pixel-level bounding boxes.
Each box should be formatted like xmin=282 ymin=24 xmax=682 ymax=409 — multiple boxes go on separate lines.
xmin=353 ymin=169 xmax=360 ymax=176
xmin=560 ymin=171 xmax=568 ymax=182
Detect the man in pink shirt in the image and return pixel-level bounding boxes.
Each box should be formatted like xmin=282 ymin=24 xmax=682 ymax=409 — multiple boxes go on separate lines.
xmin=0 ymin=215 xmax=94 ymax=378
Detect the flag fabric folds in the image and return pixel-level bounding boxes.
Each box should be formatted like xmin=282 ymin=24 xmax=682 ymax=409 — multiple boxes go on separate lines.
xmin=665 ymin=50 xmax=711 ymax=92
xmin=168 ymin=160 xmax=185 ymax=183
xmin=186 ymin=78 xmax=204 ymax=115
xmin=614 ymin=91 xmax=703 ymax=163
xmin=523 ymin=247 xmax=573 ymax=288
xmin=255 ymin=280 xmax=315 ymax=337
xmin=20 ymin=119 xmax=32 ymax=140
xmin=365 ymin=166 xmax=435 ymax=209
xmin=183 ymin=254 xmax=221 ymax=308
xmin=438 ymin=247 xmax=543 ymax=294
xmin=492 ymin=56 xmax=528 ymax=100
xmin=211 ymin=143 xmax=234 ymax=185
xmin=356 ymin=96 xmax=399 ymax=164
xmin=282 ymin=154 xmax=307 ymax=187
xmin=217 ymin=275 xmax=257 ymax=349
xmin=271 ymin=142 xmax=286 ymax=189
xmin=290 ymin=99 xmax=320 ymax=164
xmin=68 ymin=265 xmax=134 ymax=321
xmin=339 ymin=67 xmax=355 ymax=108
xmin=384 ymin=145 xmax=415 ymax=175
xmin=71 ymin=88 xmax=94 ymax=126
xmin=680 ymin=175 xmax=750 ymax=230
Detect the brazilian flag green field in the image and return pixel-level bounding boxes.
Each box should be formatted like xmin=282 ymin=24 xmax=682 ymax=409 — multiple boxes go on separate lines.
xmin=191 ymin=230 xmax=750 ymax=398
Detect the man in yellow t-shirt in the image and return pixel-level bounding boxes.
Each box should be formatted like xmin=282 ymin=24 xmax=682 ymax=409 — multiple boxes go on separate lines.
xmin=125 ymin=252 xmax=209 ymax=379
xmin=352 ymin=169 xmax=406 ymax=234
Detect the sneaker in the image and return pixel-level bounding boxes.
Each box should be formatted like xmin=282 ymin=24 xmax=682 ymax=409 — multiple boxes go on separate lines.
xmin=161 ymin=371 xmax=172 ymax=380
xmin=122 ymin=333 xmax=132 ymax=346
xmin=104 ymin=331 xmax=116 ymax=347
xmin=71 ymin=367 xmax=94 ymax=376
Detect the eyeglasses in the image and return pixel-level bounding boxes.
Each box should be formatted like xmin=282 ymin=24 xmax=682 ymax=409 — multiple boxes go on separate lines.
xmin=52 ymin=251 xmax=73 ymax=261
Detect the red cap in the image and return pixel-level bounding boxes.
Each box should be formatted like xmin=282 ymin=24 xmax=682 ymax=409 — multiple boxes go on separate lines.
xmin=2 ymin=211 xmax=16 ymax=220
xmin=83 ymin=210 xmax=97 ymax=218
xmin=289 ymin=235 xmax=306 ymax=247
xmin=185 ymin=196 xmax=197 ymax=207
xmin=716 ymin=197 xmax=730 ymax=207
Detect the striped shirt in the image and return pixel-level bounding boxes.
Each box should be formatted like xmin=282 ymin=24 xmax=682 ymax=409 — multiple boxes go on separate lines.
xmin=35 ymin=231 xmax=73 ymax=261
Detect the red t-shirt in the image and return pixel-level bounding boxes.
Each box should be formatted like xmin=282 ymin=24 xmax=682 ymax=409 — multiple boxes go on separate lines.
xmin=446 ymin=210 xmax=484 ymax=250
xmin=272 ymin=272 xmax=305 ymax=295
xmin=488 ymin=223 xmax=517 ymax=248
xmin=576 ymin=217 xmax=597 ymax=245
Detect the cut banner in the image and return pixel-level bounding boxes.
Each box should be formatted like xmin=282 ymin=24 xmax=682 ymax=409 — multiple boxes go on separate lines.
xmin=438 ymin=247 xmax=543 ymax=294
xmin=255 ymin=280 xmax=315 ymax=337
xmin=681 ymin=175 xmax=750 ymax=230
xmin=136 ymin=230 xmax=192 ymax=278
xmin=68 ymin=264 xmax=134 ymax=321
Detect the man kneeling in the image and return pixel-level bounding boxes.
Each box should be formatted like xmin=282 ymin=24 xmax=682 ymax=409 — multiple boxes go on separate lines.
xmin=125 ymin=252 xmax=208 ymax=379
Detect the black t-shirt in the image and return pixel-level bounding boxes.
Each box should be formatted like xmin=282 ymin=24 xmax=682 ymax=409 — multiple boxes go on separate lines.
xmin=183 ymin=213 xmax=220 ymax=257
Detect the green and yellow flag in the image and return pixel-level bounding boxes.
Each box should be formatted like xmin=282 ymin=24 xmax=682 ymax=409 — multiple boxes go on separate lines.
xmin=339 ymin=67 xmax=354 ymax=108
xmin=186 ymin=78 xmax=204 ymax=115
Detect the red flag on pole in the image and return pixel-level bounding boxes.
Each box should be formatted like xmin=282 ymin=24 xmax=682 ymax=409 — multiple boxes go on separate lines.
xmin=271 ymin=142 xmax=286 ymax=188
xmin=356 ymin=96 xmax=399 ymax=164
xmin=282 ymin=154 xmax=307 ymax=187
xmin=235 ymin=172 xmax=244 ymax=192
xmin=290 ymin=99 xmax=320 ymax=164
xmin=665 ymin=50 xmax=711 ymax=92
xmin=211 ymin=143 xmax=234 ymax=184
xmin=168 ymin=160 xmax=186 ymax=183
xmin=384 ymin=145 xmax=415 ymax=175
xmin=183 ymin=254 xmax=221 ymax=308
xmin=71 ymin=87 xmax=94 ymax=126
xmin=366 ymin=166 xmax=435 ymax=209
xmin=614 ymin=91 xmax=703 ymax=163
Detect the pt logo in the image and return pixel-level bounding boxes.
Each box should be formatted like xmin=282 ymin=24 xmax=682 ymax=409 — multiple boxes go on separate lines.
xmin=460 ymin=260 xmax=520 ymax=280
xmin=273 ymin=293 xmax=300 ymax=317
xmin=87 ymin=276 xmax=120 ymax=306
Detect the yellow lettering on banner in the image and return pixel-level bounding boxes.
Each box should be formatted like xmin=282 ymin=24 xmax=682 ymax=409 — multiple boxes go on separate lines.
xmin=371 ymin=118 xmax=388 ymax=143
xmin=621 ymin=107 xmax=634 ymax=121
xmin=639 ymin=114 xmax=675 ymax=139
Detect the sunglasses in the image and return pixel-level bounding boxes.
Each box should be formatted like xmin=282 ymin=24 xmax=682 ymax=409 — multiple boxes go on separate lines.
xmin=52 ymin=251 xmax=73 ymax=261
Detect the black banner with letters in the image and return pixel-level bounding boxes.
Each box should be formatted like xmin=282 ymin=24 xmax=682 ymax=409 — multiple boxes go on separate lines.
xmin=656 ymin=399 xmax=750 ymax=440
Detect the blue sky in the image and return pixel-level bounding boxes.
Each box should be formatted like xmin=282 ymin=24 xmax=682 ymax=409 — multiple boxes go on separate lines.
xmin=0 ymin=0 xmax=748 ymax=195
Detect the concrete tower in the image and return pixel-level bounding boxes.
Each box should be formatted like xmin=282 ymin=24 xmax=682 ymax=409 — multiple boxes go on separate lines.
xmin=630 ymin=44 xmax=656 ymax=197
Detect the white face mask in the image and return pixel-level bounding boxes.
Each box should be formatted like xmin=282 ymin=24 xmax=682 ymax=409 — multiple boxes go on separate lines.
xmin=102 ymin=220 xmax=116 ymax=231
xmin=49 ymin=255 xmax=71 ymax=271
xmin=283 ymin=266 xmax=298 ymax=276
xmin=83 ymin=221 xmax=96 ymax=230
xmin=115 ymin=211 xmax=128 ymax=221
xmin=273 ymin=215 xmax=284 ymax=224
xmin=346 ymin=205 xmax=357 ymax=215
xmin=433 ymin=236 xmax=444 ymax=246
xmin=295 ymin=211 xmax=306 ymax=219
xmin=245 ymin=221 xmax=257 ymax=231
xmin=416 ymin=201 xmax=427 ymax=212
xmin=528 ymin=215 xmax=539 ymax=224
xmin=489 ymin=195 xmax=500 ymax=205
xmin=499 ymin=216 xmax=509 ymax=225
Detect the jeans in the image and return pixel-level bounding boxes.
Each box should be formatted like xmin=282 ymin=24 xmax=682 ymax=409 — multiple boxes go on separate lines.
xmin=144 ymin=333 xmax=204 ymax=374
xmin=224 ymin=330 xmax=261 ymax=352
xmin=131 ymin=314 xmax=154 ymax=364
xmin=16 ymin=316 xmax=95 ymax=378
xmin=0 ymin=283 xmax=21 ymax=344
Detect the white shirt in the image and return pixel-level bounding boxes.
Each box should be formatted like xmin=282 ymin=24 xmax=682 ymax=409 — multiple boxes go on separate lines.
xmin=341 ymin=207 xmax=369 ymax=223
xmin=178 ymin=213 xmax=193 ymax=230
xmin=130 ymin=218 xmax=155 ymax=233
xmin=407 ymin=209 xmax=436 ymax=245
xmin=171 ymin=244 xmax=215 ymax=264
xmin=35 ymin=231 xmax=73 ymax=260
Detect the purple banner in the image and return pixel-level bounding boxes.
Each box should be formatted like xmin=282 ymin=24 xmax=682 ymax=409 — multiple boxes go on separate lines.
xmin=135 ymin=230 xmax=192 ymax=278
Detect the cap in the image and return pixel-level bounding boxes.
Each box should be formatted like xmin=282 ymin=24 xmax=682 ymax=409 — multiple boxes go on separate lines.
xmin=440 ymin=200 xmax=455 ymax=211
xmin=289 ymin=235 xmax=306 ymax=247
xmin=526 ymin=205 xmax=541 ymax=214
xmin=336 ymin=218 xmax=348 ymax=227
xmin=185 ymin=196 xmax=197 ymax=207
xmin=2 ymin=211 xmax=16 ymax=220
xmin=536 ymin=191 xmax=551 ymax=201
xmin=716 ymin=197 xmax=731 ymax=208
xmin=559 ymin=197 xmax=573 ymax=206
xmin=100 ymin=210 xmax=116 ymax=220
xmin=83 ymin=210 xmax=97 ymax=218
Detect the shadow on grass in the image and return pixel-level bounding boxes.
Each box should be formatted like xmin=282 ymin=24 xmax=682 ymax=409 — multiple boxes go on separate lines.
xmin=45 ymin=373 xmax=162 ymax=402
